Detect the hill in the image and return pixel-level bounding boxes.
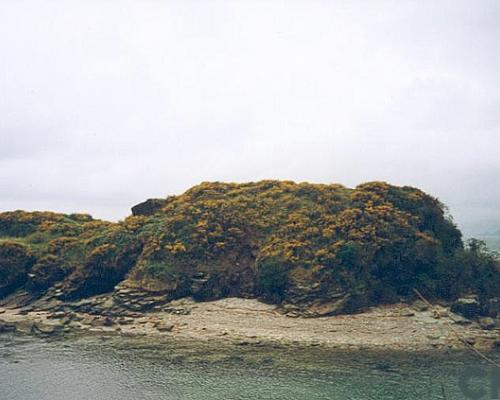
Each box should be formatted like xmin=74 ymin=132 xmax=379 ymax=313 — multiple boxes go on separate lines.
xmin=1 ymin=181 xmax=498 ymax=316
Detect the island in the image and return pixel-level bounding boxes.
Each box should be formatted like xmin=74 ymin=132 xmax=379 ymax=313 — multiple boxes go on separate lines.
xmin=0 ymin=180 xmax=499 ymax=351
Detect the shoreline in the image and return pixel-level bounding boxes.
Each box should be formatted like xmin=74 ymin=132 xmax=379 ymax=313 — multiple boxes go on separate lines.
xmin=1 ymin=296 xmax=499 ymax=353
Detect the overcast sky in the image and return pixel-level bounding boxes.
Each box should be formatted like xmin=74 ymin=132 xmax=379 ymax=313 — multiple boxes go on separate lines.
xmin=0 ymin=1 xmax=499 ymax=235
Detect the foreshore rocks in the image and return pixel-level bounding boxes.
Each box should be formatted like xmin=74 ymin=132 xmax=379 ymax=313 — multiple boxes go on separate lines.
xmin=450 ymin=295 xmax=500 ymax=323
xmin=0 ymin=296 xmax=498 ymax=352
xmin=451 ymin=296 xmax=483 ymax=319
xmin=112 ymin=286 xmax=172 ymax=312
xmin=0 ymin=314 xmax=66 ymax=336
xmin=478 ymin=317 xmax=497 ymax=330
xmin=31 ymin=321 xmax=65 ymax=335
xmin=1 ymin=285 xmax=499 ymax=344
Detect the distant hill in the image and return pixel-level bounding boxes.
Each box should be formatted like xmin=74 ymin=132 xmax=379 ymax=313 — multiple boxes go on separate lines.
xmin=1 ymin=181 xmax=498 ymax=315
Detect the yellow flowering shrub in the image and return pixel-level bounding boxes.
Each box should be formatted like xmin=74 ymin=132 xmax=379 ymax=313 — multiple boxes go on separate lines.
xmin=1 ymin=180 xmax=495 ymax=313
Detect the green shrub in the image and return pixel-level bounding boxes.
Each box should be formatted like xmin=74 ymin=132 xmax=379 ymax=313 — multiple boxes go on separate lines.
xmin=256 ymin=256 xmax=290 ymax=302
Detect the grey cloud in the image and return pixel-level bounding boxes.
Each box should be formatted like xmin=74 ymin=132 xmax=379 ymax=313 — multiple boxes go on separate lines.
xmin=0 ymin=0 xmax=499 ymax=235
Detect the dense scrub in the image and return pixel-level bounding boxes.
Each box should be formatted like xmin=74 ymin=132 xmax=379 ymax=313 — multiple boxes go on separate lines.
xmin=0 ymin=181 xmax=498 ymax=314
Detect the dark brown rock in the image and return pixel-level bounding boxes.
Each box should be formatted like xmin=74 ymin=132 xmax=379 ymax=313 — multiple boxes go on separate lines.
xmin=131 ymin=198 xmax=167 ymax=216
xmin=155 ymin=322 xmax=174 ymax=332
xmin=91 ymin=316 xmax=114 ymax=327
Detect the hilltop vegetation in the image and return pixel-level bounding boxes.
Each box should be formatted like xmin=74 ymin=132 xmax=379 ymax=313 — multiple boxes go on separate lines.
xmin=478 ymin=235 xmax=500 ymax=252
xmin=0 ymin=181 xmax=498 ymax=315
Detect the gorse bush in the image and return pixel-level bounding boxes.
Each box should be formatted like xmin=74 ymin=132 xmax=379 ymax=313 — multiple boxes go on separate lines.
xmin=124 ymin=180 xmax=491 ymax=308
xmin=0 ymin=181 xmax=498 ymax=314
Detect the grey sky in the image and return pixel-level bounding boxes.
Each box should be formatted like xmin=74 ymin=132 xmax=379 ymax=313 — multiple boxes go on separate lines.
xmin=0 ymin=1 xmax=499 ymax=235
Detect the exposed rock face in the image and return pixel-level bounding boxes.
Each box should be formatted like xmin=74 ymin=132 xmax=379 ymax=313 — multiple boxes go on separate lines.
xmin=112 ymin=286 xmax=171 ymax=312
xmin=131 ymin=198 xmax=167 ymax=216
xmin=59 ymin=241 xmax=143 ymax=300
xmin=281 ymin=280 xmax=353 ymax=317
xmin=27 ymin=255 xmax=69 ymax=291
xmin=189 ymin=261 xmax=256 ymax=301
xmin=0 ymin=242 xmax=36 ymax=297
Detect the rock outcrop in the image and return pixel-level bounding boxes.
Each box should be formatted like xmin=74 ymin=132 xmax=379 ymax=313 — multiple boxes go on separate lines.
xmin=0 ymin=181 xmax=498 ymax=317
xmin=0 ymin=242 xmax=35 ymax=297
xmin=451 ymin=296 xmax=483 ymax=319
xmin=131 ymin=198 xmax=167 ymax=216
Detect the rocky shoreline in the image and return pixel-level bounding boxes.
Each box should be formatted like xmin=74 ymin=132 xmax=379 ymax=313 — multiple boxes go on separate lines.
xmin=1 ymin=183 xmax=499 ymax=357
xmin=0 ymin=289 xmax=499 ymax=352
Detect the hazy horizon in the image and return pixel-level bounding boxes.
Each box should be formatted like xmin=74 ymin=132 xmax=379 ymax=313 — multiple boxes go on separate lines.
xmin=1 ymin=1 xmax=499 ymax=236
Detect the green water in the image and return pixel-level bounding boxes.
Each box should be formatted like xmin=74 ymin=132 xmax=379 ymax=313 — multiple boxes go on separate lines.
xmin=0 ymin=334 xmax=498 ymax=399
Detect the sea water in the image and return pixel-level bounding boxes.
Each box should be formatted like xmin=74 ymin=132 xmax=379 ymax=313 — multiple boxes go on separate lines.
xmin=0 ymin=334 xmax=498 ymax=400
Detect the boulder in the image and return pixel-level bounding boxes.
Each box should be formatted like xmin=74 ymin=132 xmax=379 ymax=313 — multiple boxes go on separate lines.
xmin=117 ymin=317 xmax=134 ymax=325
xmin=32 ymin=321 xmax=63 ymax=335
xmin=400 ymin=309 xmax=416 ymax=317
xmin=452 ymin=314 xmax=472 ymax=325
xmin=48 ymin=311 xmax=67 ymax=319
xmin=90 ymin=316 xmax=114 ymax=327
xmin=155 ymin=322 xmax=174 ymax=332
xmin=412 ymin=300 xmax=429 ymax=312
xmin=478 ymin=317 xmax=497 ymax=330
xmin=131 ymin=198 xmax=167 ymax=216
xmin=163 ymin=306 xmax=191 ymax=315
xmin=450 ymin=296 xmax=482 ymax=319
